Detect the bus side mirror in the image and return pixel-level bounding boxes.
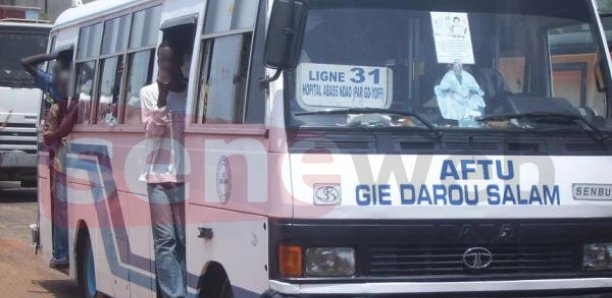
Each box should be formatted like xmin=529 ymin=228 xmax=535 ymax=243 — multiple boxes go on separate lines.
xmin=263 ymin=0 xmax=308 ymax=78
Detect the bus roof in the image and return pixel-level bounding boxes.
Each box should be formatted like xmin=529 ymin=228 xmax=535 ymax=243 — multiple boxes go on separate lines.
xmin=54 ymin=0 xmax=149 ymax=30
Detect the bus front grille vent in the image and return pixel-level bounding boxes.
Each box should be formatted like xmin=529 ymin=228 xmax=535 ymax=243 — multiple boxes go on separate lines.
xmin=368 ymin=244 xmax=576 ymax=279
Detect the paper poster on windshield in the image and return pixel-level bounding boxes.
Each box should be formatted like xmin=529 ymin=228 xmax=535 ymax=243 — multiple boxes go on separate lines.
xmin=296 ymin=63 xmax=393 ymax=110
xmin=430 ymin=12 xmax=475 ymax=64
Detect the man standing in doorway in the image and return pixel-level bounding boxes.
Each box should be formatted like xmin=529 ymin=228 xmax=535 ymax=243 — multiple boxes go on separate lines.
xmin=140 ymin=40 xmax=187 ymax=298
xmin=22 ymin=52 xmax=78 ymax=268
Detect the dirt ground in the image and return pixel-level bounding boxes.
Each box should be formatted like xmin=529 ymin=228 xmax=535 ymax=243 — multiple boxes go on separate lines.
xmin=0 ymin=182 xmax=78 ymax=298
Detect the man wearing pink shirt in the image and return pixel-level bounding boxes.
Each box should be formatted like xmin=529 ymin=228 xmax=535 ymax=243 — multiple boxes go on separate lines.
xmin=139 ymin=40 xmax=187 ymax=298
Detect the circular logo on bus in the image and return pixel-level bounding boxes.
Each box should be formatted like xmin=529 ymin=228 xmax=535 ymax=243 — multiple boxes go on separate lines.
xmin=462 ymin=247 xmax=493 ymax=270
xmin=216 ymin=156 xmax=231 ymax=204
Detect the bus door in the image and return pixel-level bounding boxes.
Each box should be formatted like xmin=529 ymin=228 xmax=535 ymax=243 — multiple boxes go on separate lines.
xmin=125 ymin=18 xmax=200 ymax=297
xmin=184 ymin=1 xmax=272 ymax=293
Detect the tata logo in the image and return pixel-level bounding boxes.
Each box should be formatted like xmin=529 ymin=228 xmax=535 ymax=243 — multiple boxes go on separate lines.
xmin=462 ymin=247 xmax=493 ymax=270
xmin=313 ymin=184 xmax=341 ymax=206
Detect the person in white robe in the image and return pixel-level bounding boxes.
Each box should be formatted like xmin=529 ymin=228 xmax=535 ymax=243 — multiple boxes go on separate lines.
xmin=434 ymin=62 xmax=486 ymax=126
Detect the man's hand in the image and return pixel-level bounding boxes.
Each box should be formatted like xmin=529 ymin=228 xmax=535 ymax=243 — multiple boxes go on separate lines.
xmin=21 ymin=53 xmax=58 ymax=77
xmin=156 ymin=70 xmax=172 ymax=108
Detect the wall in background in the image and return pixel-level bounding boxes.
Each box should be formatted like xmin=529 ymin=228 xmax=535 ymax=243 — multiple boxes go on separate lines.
xmin=0 ymin=0 xmax=95 ymax=21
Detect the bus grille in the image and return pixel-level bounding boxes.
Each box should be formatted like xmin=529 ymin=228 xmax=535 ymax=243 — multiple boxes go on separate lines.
xmin=368 ymin=244 xmax=576 ymax=279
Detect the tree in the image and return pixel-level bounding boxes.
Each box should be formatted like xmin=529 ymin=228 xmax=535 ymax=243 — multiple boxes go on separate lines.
xmin=599 ymin=0 xmax=612 ymax=14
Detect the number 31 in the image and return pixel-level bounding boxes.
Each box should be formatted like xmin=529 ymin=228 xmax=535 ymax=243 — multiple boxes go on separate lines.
xmin=350 ymin=68 xmax=380 ymax=84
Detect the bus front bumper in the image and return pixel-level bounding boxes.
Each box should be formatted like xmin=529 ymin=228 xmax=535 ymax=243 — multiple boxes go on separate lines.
xmin=263 ymin=279 xmax=612 ymax=297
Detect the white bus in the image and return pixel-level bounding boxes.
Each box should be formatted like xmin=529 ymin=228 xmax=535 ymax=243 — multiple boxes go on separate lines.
xmin=36 ymin=0 xmax=612 ymax=297
xmin=0 ymin=15 xmax=50 ymax=186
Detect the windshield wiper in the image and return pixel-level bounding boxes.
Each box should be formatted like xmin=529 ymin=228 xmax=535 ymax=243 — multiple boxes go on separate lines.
xmin=295 ymin=108 xmax=443 ymax=139
xmin=478 ymin=112 xmax=608 ymax=143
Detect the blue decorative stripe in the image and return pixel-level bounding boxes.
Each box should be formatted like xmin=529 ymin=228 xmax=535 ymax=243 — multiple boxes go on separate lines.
xmin=65 ymin=143 xmax=262 ymax=296
xmin=67 ymin=144 xmax=151 ymax=287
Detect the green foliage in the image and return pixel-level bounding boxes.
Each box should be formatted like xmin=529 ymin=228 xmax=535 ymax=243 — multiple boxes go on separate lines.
xmin=599 ymin=0 xmax=612 ymax=14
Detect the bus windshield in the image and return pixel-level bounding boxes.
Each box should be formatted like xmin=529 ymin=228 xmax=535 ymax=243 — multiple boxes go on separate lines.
xmin=286 ymin=0 xmax=611 ymax=132
xmin=0 ymin=26 xmax=48 ymax=88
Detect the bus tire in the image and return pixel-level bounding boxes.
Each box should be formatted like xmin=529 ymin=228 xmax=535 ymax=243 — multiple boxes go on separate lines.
xmin=217 ymin=278 xmax=232 ymax=298
xmin=201 ymin=276 xmax=232 ymax=298
xmin=199 ymin=264 xmax=233 ymax=298
xmin=77 ymin=231 xmax=99 ymax=298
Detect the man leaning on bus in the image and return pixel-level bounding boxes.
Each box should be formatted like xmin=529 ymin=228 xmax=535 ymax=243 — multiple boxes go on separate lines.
xmin=139 ymin=40 xmax=188 ymax=298
xmin=22 ymin=52 xmax=78 ymax=269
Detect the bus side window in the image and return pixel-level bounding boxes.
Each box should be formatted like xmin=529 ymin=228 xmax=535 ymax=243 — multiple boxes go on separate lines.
xmin=199 ymin=33 xmax=252 ymax=124
xmin=96 ymin=56 xmax=124 ymax=124
xmin=124 ymin=50 xmax=155 ymax=124
xmin=123 ymin=6 xmax=162 ymax=125
xmin=75 ymin=61 xmax=96 ymax=124
xmin=195 ymin=0 xmax=260 ymax=124
xmin=96 ymin=14 xmax=130 ymax=125
xmin=75 ymin=23 xmax=102 ymax=124
xmin=74 ymin=6 xmax=161 ymax=126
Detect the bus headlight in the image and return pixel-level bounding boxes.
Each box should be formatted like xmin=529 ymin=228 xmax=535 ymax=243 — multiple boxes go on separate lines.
xmin=304 ymin=247 xmax=355 ymax=277
xmin=583 ymin=243 xmax=612 ymax=271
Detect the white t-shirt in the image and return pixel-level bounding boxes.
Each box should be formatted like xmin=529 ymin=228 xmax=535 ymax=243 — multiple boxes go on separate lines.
xmin=139 ymin=83 xmax=187 ymax=184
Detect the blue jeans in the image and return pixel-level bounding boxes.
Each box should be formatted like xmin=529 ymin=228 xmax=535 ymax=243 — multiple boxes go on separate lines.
xmin=147 ymin=183 xmax=186 ymax=298
xmin=51 ymin=150 xmax=68 ymax=261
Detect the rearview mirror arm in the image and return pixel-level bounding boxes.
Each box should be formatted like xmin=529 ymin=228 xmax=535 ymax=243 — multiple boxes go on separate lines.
xmin=260 ymin=69 xmax=282 ymax=88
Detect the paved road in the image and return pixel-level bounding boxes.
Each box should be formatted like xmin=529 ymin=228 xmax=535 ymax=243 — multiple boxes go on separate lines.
xmin=0 ymin=182 xmax=78 ymax=298
xmin=0 ymin=182 xmax=37 ymax=243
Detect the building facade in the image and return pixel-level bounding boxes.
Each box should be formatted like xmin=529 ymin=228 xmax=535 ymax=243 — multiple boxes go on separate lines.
xmin=0 ymin=0 xmax=94 ymax=21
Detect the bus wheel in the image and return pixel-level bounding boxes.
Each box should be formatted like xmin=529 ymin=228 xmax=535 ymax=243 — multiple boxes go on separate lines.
xmin=217 ymin=278 xmax=232 ymax=298
xmin=201 ymin=278 xmax=232 ymax=298
xmin=199 ymin=264 xmax=233 ymax=298
xmin=77 ymin=232 xmax=98 ymax=298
